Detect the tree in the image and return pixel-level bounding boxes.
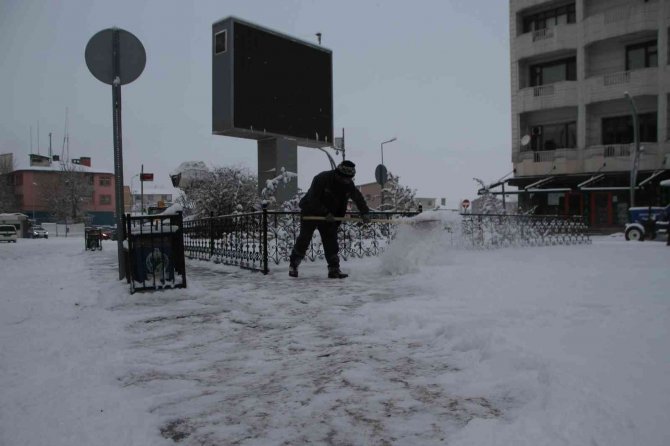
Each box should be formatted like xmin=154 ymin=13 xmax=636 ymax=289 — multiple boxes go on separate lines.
xmin=381 ymin=171 xmax=417 ymax=212
xmin=0 ymin=153 xmax=17 ymax=212
xmin=259 ymin=167 xmax=299 ymax=210
xmin=177 ymin=165 xmax=258 ymax=218
xmin=472 ymin=178 xmax=506 ymax=214
xmin=46 ymin=161 xmax=94 ymax=223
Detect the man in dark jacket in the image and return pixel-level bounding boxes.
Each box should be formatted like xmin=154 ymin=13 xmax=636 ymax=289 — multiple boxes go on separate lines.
xmin=289 ymin=160 xmax=370 ymax=279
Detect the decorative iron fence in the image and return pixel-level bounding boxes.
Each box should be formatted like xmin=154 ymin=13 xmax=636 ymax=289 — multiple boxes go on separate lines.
xmin=460 ymin=214 xmax=591 ymax=248
xmin=183 ymin=209 xmax=416 ymax=274
xmin=182 ymin=209 xmax=591 ymax=274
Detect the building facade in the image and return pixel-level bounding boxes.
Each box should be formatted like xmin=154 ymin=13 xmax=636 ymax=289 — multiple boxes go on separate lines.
xmin=503 ymin=0 xmax=670 ymax=228
xmin=9 ymin=155 xmax=116 ymax=226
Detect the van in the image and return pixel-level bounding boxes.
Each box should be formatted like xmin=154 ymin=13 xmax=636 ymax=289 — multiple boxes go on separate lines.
xmin=0 ymin=225 xmax=18 ymax=243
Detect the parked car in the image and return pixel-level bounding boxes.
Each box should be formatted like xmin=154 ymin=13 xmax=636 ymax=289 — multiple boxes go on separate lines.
xmin=0 ymin=225 xmax=18 ymax=243
xmin=98 ymin=226 xmax=114 ymax=240
xmin=625 ymin=205 xmax=670 ymax=241
xmin=32 ymin=225 xmax=49 ymax=239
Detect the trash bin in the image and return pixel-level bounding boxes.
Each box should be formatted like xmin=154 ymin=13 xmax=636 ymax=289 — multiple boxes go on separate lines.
xmin=126 ymin=213 xmax=186 ymax=293
xmin=130 ymin=233 xmax=175 ymax=284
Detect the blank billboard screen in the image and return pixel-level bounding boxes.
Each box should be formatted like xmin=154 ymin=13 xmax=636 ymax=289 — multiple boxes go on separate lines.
xmin=233 ymin=21 xmax=333 ymax=144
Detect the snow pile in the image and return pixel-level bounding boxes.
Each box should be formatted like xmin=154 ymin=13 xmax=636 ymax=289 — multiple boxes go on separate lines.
xmin=379 ymin=210 xmax=463 ymax=275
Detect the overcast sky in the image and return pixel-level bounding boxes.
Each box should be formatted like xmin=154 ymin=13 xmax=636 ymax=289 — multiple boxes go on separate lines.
xmin=0 ymin=0 xmax=511 ymax=206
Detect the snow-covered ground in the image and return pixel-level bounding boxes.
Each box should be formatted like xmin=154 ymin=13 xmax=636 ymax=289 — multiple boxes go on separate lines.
xmin=1 ymin=231 xmax=669 ymax=446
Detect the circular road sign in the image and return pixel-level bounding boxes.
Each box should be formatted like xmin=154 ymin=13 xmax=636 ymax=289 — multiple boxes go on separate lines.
xmin=375 ymin=164 xmax=388 ymax=185
xmin=85 ymin=28 xmax=146 ymax=86
xmin=461 ymin=199 xmax=470 ymax=209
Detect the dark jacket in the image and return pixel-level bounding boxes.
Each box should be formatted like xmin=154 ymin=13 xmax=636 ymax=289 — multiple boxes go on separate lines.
xmin=299 ymin=170 xmax=370 ymax=217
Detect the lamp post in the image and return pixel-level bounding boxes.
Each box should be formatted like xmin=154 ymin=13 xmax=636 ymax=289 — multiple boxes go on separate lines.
xmin=624 ymin=92 xmax=641 ymax=208
xmin=32 ymin=182 xmax=38 ymax=223
xmin=380 ymin=137 xmax=396 ymax=210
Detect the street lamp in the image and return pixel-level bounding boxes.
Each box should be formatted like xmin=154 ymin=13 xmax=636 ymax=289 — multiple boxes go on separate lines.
xmin=624 ymin=92 xmax=641 ymax=208
xmin=380 ymin=137 xmax=396 ymax=210
xmin=32 ymin=182 xmax=38 ymax=223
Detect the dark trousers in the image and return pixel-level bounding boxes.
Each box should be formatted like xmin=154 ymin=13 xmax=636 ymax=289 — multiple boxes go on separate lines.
xmin=290 ymin=220 xmax=340 ymax=268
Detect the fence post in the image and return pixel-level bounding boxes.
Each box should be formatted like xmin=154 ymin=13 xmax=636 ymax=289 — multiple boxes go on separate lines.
xmin=209 ymin=211 xmax=214 ymax=258
xmin=262 ymin=202 xmax=269 ymax=274
xmin=177 ymin=211 xmax=187 ymax=289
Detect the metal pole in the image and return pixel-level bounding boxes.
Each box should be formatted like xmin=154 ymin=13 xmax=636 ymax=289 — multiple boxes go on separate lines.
xmin=141 ymin=164 xmax=144 ymax=214
xmin=112 ymin=29 xmax=126 ymax=280
xmin=624 ymin=92 xmax=640 ymax=208
xmin=380 ymin=141 xmax=384 ymax=211
xmin=379 ymin=137 xmax=396 ymax=211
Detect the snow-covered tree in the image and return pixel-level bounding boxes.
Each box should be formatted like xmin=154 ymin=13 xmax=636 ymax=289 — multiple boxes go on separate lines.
xmin=472 ymin=178 xmax=506 ymax=214
xmin=381 ymin=172 xmax=416 ymax=212
xmin=177 ymin=165 xmax=258 ymax=218
xmin=259 ymin=167 xmax=299 ymax=210
xmin=46 ymin=161 xmax=94 ymax=223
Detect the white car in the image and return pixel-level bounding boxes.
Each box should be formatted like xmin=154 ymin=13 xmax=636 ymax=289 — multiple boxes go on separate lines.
xmin=0 ymin=225 xmax=18 ymax=243
xmin=32 ymin=225 xmax=49 ymax=239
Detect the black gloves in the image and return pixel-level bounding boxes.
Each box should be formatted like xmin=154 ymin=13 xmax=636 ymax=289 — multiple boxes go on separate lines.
xmin=325 ymin=213 xmax=335 ymax=222
xmin=360 ymin=214 xmax=371 ymax=224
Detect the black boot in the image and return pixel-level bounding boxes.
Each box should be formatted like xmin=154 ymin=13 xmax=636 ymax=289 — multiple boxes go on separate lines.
xmin=289 ymin=264 xmax=298 ymax=278
xmin=328 ymin=266 xmax=348 ymax=279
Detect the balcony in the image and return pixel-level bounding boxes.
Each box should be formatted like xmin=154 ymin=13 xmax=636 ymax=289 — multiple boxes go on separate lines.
xmin=583 ymin=2 xmax=659 ymax=45
xmin=514 ymin=24 xmax=579 ymax=60
xmin=511 ymin=0 xmax=557 ymax=12
xmin=583 ymin=68 xmax=658 ymax=104
xmin=517 ymin=80 xmax=578 ymax=112
xmin=584 ymin=143 xmax=660 ymax=172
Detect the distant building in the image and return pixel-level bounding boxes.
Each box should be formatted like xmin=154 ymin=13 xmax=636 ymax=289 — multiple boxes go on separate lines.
xmin=415 ymin=197 xmax=447 ymax=211
xmin=357 ymin=182 xmax=382 ymax=210
xmin=10 ymin=154 xmax=116 ymax=225
xmin=490 ymin=0 xmax=670 ymax=229
xmin=130 ymin=187 xmax=173 ymax=214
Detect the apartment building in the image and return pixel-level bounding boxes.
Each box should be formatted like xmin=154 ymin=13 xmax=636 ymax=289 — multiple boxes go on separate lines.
xmin=502 ymin=0 xmax=670 ymax=228
xmin=9 ymin=154 xmax=116 ymax=225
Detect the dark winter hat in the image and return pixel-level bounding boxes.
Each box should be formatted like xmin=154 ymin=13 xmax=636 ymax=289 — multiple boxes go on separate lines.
xmin=336 ymin=160 xmax=356 ymax=177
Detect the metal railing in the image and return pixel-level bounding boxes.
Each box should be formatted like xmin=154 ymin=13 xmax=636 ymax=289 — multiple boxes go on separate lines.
xmin=182 ymin=208 xmax=591 ymax=274
xmin=532 ymin=28 xmax=554 ymax=42
xmin=603 ymin=71 xmax=630 ymax=86
xmin=461 ymin=214 xmax=591 ymax=248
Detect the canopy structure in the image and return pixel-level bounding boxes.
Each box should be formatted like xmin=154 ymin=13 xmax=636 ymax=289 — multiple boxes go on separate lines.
xmin=479 ymin=170 xmax=670 ymax=196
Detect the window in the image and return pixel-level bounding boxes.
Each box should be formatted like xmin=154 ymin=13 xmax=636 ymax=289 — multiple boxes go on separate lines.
xmin=100 ymin=195 xmax=112 ymax=205
xmin=626 ymin=41 xmax=657 ymax=70
xmin=88 ymin=175 xmax=94 ymax=185
xmin=99 ymin=176 xmax=111 ymax=187
xmin=602 ymin=112 xmax=657 ymax=144
xmin=530 ymin=57 xmax=576 ymax=86
xmin=14 ymin=172 xmax=23 ymax=186
xmin=522 ymin=4 xmax=576 ymax=33
xmin=530 ymin=122 xmax=577 ymax=151
xmin=215 ymin=30 xmax=227 ymax=55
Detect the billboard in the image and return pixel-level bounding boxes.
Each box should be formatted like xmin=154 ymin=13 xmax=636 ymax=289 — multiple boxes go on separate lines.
xmin=212 ymin=17 xmax=333 ymax=148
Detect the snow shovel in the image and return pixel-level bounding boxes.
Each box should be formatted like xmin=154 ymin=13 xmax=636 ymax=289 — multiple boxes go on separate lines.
xmin=301 ymin=215 xmax=440 ymax=226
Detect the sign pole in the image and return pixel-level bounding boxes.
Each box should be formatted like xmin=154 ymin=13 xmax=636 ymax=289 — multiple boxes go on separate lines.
xmin=141 ymin=164 xmax=144 ymax=214
xmin=86 ymin=27 xmax=145 ymax=281
xmin=112 ymin=29 xmax=126 ymax=280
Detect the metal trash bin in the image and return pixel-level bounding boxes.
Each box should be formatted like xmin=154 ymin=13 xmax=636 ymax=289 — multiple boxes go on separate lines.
xmin=85 ymin=228 xmax=103 ymax=251
xmin=126 ymin=213 xmax=186 ymax=294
